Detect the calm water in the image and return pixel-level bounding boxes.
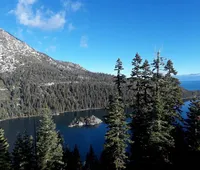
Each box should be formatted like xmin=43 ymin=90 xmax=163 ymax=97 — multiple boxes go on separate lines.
xmin=0 ymin=81 xmax=199 ymax=160
xmin=181 ymin=81 xmax=200 ymax=90
xmin=0 ymin=109 xmax=108 ymax=160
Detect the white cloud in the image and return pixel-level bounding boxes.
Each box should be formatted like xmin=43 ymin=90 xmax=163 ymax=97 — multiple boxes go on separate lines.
xmin=80 ymin=35 xmax=88 ymax=48
xmin=11 ymin=0 xmax=66 ymax=30
xmin=71 ymin=2 xmax=82 ymax=12
xmin=62 ymin=0 xmax=82 ymax=12
xmin=68 ymin=23 xmax=75 ymax=32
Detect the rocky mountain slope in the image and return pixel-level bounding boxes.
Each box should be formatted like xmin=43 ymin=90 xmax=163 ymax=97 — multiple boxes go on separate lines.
xmin=0 ymin=28 xmax=86 ymax=74
xmin=0 ymin=29 xmax=114 ymax=119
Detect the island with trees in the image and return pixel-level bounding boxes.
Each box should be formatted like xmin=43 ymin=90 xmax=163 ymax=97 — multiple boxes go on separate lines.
xmin=68 ymin=115 xmax=103 ymax=127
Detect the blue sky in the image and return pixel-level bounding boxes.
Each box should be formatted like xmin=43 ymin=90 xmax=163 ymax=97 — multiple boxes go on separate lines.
xmin=0 ymin=0 xmax=200 ymax=76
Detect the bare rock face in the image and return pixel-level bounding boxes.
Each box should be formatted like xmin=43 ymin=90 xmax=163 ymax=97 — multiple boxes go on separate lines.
xmin=68 ymin=115 xmax=103 ymax=127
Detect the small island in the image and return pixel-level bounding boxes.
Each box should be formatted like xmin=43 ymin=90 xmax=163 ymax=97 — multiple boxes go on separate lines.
xmin=68 ymin=115 xmax=103 ymax=127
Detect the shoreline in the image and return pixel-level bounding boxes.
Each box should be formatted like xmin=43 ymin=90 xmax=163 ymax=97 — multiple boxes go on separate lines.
xmin=0 ymin=98 xmax=192 ymax=122
xmin=0 ymin=107 xmax=103 ymax=122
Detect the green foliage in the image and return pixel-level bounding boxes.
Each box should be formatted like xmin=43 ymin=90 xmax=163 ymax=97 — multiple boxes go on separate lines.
xmin=0 ymin=64 xmax=114 ymax=119
xmin=12 ymin=132 xmax=35 ymax=170
xmin=36 ymin=108 xmax=64 ymax=170
xmin=63 ymin=145 xmax=82 ymax=170
xmin=84 ymin=145 xmax=99 ymax=170
xmin=130 ymin=52 xmax=183 ymax=167
xmin=114 ymin=58 xmax=126 ymax=96
xmin=63 ymin=146 xmax=73 ymax=170
xmin=0 ymin=128 xmax=11 ymax=170
xmin=104 ymin=58 xmax=130 ymax=170
xmin=130 ymin=54 xmax=153 ymax=165
xmin=185 ymin=98 xmax=200 ymax=151
xmin=71 ymin=145 xmax=82 ymax=170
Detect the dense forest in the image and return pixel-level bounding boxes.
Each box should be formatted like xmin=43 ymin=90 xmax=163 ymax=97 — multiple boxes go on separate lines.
xmin=1 ymin=52 xmax=200 ymax=169
xmin=0 ymin=63 xmax=115 ymax=119
xmin=0 ymin=60 xmax=199 ymax=120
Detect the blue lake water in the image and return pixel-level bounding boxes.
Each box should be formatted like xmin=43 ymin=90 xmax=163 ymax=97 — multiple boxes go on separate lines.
xmin=0 ymin=109 xmax=108 ymax=160
xmin=181 ymin=81 xmax=200 ymax=90
xmin=0 ymin=81 xmax=199 ymax=160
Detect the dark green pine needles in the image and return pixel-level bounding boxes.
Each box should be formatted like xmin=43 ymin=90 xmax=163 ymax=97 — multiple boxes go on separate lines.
xmin=186 ymin=98 xmax=200 ymax=151
xmin=36 ymin=108 xmax=64 ymax=170
xmin=12 ymin=132 xmax=35 ymax=170
xmin=0 ymin=128 xmax=11 ymax=170
xmin=104 ymin=58 xmax=131 ymax=170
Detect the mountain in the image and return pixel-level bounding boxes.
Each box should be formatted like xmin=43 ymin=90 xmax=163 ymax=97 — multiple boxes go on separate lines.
xmin=0 ymin=29 xmax=114 ymax=119
xmin=0 ymin=28 xmax=199 ymax=120
xmin=176 ymin=74 xmax=200 ymax=81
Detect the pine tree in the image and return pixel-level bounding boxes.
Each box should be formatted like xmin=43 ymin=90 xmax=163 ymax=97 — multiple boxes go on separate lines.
xmin=114 ymin=58 xmax=126 ymax=96
xmin=84 ymin=145 xmax=98 ymax=170
xmin=130 ymin=54 xmax=153 ymax=167
xmin=0 ymin=128 xmax=11 ymax=170
xmin=12 ymin=132 xmax=35 ymax=170
xmin=63 ymin=145 xmax=73 ymax=170
xmin=164 ymin=59 xmax=183 ymax=123
xmin=148 ymin=51 xmax=175 ymax=167
xmin=71 ymin=145 xmax=82 ymax=170
xmin=185 ymin=98 xmax=200 ymax=151
xmin=184 ymin=98 xmax=200 ymax=166
xmin=104 ymin=58 xmax=130 ymax=170
xmin=36 ymin=108 xmax=64 ymax=170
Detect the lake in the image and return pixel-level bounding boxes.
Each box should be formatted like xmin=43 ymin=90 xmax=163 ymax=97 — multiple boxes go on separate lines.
xmin=181 ymin=81 xmax=200 ymax=91
xmin=0 ymin=109 xmax=108 ymax=160
xmin=0 ymin=81 xmax=199 ymax=160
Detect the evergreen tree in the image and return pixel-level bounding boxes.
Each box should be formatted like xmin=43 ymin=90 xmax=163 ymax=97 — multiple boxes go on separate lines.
xmin=184 ymin=98 xmax=200 ymax=167
xmin=104 ymin=58 xmax=130 ymax=170
xmin=0 ymin=128 xmax=11 ymax=170
xmin=130 ymin=54 xmax=153 ymax=167
xmin=36 ymin=109 xmax=64 ymax=170
xmin=148 ymin=51 xmax=175 ymax=167
xmin=71 ymin=145 xmax=82 ymax=170
xmin=84 ymin=145 xmax=98 ymax=170
xmin=63 ymin=145 xmax=73 ymax=170
xmin=164 ymin=60 xmax=183 ymax=123
xmin=171 ymin=125 xmax=187 ymax=168
xmin=185 ymin=98 xmax=200 ymax=151
xmin=12 ymin=132 xmax=35 ymax=170
xmin=114 ymin=58 xmax=126 ymax=96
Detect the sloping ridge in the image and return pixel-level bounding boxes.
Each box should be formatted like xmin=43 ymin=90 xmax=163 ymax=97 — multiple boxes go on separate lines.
xmin=0 ymin=29 xmax=114 ymax=119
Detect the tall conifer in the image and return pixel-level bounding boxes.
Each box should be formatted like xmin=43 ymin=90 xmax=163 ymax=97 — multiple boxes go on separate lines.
xmin=148 ymin=51 xmax=175 ymax=167
xmin=84 ymin=145 xmax=98 ymax=170
xmin=130 ymin=54 xmax=153 ymax=167
xmin=0 ymin=128 xmax=11 ymax=170
xmin=36 ymin=109 xmax=64 ymax=170
xmin=104 ymin=58 xmax=130 ymax=170
xmin=12 ymin=132 xmax=35 ymax=170
xmin=185 ymin=98 xmax=200 ymax=151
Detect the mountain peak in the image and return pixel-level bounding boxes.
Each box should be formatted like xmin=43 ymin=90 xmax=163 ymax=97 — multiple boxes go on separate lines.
xmin=0 ymin=29 xmax=43 ymax=73
xmin=0 ymin=28 xmax=86 ymax=74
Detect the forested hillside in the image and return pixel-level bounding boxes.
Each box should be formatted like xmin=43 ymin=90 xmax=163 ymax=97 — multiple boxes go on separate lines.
xmin=0 ymin=65 xmax=114 ymax=119
xmin=0 ymin=28 xmax=199 ymax=119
